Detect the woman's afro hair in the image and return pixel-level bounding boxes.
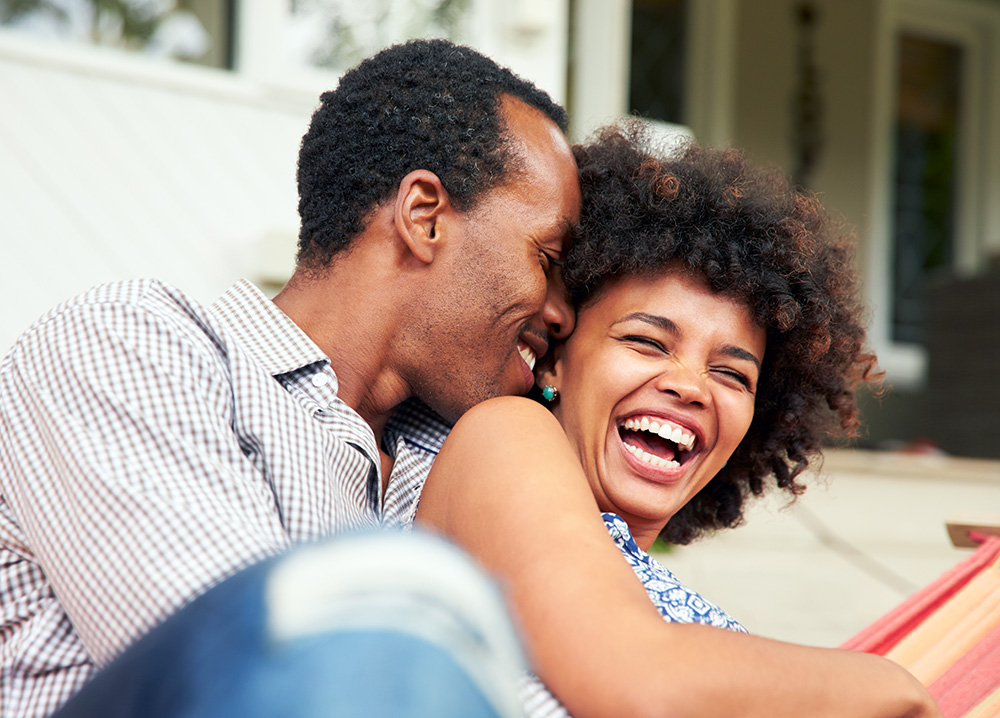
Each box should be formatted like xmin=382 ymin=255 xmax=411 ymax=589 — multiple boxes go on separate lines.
xmin=566 ymin=122 xmax=882 ymax=545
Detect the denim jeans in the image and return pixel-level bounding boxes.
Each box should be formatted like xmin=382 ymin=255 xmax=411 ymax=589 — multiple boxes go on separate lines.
xmin=55 ymin=531 xmax=528 ymax=718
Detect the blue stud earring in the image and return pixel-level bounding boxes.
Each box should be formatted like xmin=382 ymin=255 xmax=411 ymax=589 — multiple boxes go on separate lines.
xmin=541 ymin=385 xmax=558 ymax=402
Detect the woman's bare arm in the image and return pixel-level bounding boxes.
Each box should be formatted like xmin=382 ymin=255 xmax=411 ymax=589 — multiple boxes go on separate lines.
xmin=416 ymin=396 xmax=940 ymax=718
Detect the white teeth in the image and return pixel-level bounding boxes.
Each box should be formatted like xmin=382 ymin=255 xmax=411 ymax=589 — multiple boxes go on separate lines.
xmin=517 ymin=344 xmax=536 ymax=371
xmin=623 ymin=415 xmax=696 ymax=452
xmin=624 ymin=441 xmax=680 ymax=469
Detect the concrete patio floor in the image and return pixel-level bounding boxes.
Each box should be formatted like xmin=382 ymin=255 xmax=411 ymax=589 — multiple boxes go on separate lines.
xmin=650 ymin=448 xmax=1000 ymax=648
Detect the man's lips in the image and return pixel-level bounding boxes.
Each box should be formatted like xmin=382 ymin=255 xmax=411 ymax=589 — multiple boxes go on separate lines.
xmin=516 ymin=339 xmax=538 ymax=393
xmin=517 ymin=341 xmax=537 ymax=372
xmin=518 ymin=330 xmax=549 ymax=366
xmin=514 ymin=330 xmax=550 ymax=393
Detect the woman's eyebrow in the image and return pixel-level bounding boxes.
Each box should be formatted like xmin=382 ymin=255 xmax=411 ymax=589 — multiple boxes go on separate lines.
xmin=611 ymin=312 xmax=678 ymax=334
xmin=721 ymin=345 xmax=762 ymax=370
xmin=612 ymin=312 xmax=762 ymax=370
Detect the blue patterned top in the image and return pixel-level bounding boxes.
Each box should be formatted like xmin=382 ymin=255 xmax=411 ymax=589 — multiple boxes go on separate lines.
xmin=518 ymin=513 xmax=747 ymax=718
xmin=601 ymin=512 xmax=747 ymax=632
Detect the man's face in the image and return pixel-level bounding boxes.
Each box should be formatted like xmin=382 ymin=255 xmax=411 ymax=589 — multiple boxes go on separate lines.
xmin=414 ymin=98 xmax=581 ymax=422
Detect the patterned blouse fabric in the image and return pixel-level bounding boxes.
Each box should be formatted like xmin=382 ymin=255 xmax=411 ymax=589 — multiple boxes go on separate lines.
xmin=519 ymin=513 xmax=748 ymax=718
xmin=0 ymin=279 xmax=448 ymax=718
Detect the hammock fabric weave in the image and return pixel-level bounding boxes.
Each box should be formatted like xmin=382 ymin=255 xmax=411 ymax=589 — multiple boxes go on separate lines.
xmin=842 ymin=534 xmax=1000 ymax=718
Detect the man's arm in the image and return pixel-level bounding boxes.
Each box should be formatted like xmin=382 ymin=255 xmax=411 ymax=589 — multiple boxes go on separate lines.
xmin=0 ymin=296 xmax=291 ymax=665
xmin=416 ymin=397 xmax=941 ymax=718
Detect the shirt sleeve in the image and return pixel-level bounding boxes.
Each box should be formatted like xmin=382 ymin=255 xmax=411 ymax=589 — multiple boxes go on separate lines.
xmin=0 ymin=293 xmax=292 ymax=665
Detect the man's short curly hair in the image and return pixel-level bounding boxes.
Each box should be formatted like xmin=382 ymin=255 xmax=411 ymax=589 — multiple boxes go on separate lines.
xmin=296 ymin=38 xmax=568 ymax=270
xmin=567 ymin=122 xmax=881 ymax=545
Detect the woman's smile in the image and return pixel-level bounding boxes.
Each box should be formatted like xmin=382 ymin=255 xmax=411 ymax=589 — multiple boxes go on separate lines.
xmin=618 ymin=413 xmax=698 ymax=471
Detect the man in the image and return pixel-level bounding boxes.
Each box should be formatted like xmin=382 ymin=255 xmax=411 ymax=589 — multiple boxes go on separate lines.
xmin=0 ymin=39 xmax=580 ymax=716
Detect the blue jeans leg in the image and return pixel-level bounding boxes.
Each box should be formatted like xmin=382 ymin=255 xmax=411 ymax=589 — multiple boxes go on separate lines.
xmin=56 ymin=531 xmax=527 ymax=718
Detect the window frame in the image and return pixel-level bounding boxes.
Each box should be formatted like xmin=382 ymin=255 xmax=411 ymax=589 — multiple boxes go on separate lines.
xmin=568 ymin=0 xmax=736 ymax=144
xmin=234 ymin=0 xmax=569 ymax=103
xmin=866 ymin=0 xmax=1000 ymax=389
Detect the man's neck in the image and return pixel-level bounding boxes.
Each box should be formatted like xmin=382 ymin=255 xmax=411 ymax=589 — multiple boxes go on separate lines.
xmin=379 ymin=449 xmax=395 ymax=490
xmin=272 ymin=266 xmax=411 ymax=447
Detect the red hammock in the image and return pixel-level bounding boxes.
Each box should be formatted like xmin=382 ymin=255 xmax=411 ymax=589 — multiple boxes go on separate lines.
xmin=842 ymin=532 xmax=1000 ymax=718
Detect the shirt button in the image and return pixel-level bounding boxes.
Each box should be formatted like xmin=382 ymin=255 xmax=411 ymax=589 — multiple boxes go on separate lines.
xmin=311 ymin=373 xmax=329 ymax=387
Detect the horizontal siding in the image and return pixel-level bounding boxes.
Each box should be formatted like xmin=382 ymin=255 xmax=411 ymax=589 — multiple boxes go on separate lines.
xmin=0 ymin=32 xmax=313 ymax=351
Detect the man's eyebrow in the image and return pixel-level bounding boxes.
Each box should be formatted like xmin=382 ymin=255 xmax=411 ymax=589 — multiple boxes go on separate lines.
xmin=541 ymin=219 xmax=575 ymax=248
xmin=556 ymin=218 xmax=577 ymax=243
xmin=612 ymin=312 xmax=762 ymax=370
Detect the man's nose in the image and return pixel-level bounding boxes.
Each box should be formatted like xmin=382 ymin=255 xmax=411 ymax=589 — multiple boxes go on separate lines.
xmin=541 ymin=275 xmax=575 ymax=340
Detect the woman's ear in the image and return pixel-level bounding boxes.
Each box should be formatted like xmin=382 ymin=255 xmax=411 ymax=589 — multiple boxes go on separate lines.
xmin=534 ymin=343 xmax=565 ymax=392
xmin=394 ymin=170 xmax=449 ymax=264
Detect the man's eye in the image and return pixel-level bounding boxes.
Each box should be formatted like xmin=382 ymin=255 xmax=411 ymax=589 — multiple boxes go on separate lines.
xmin=541 ymin=251 xmax=564 ymax=271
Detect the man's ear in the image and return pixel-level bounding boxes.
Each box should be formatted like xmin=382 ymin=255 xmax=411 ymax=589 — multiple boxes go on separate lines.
xmin=394 ymin=170 xmax=450 ymax=265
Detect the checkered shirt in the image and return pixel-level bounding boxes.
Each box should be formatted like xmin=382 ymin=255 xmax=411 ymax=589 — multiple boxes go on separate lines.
xmin=0 ymin=279 xmax=449 ymax=717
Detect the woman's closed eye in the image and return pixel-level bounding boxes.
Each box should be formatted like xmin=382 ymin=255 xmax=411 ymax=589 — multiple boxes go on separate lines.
xmin=621 ymin=335 xmax=667 ymax=353
xmin=712 ymin=366 xmax=755 ymax=392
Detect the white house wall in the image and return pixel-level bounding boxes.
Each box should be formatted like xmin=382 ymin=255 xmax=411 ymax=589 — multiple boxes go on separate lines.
xmin=0 ymin=30 xmax=312 ymax=351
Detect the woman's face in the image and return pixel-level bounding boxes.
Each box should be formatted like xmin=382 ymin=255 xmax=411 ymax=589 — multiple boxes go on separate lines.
xmin=543 ymin=270 xmax=765 ymax=549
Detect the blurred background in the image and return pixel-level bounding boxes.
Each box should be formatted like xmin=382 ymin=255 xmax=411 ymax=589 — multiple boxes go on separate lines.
xmin=1 ymin=0 xmax=998 ymax=647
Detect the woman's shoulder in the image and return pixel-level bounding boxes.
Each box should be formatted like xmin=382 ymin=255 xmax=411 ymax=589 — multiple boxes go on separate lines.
xmin=418 ymin=394 xmax=593 ymax=537
xmin=459 ymin=395 xmax=556 ymax=421
xmin=448 ymin=396 xmax=563 ymax=443
xmin=424 ymin=395 xmax=585 ymax=512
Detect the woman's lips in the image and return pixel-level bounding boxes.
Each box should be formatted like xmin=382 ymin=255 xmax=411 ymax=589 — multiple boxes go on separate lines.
xmin=623 ymin=439 xmax=681 ymax=469
xmin=615 ymin=413 xmax=702 ymax=480
xmin=617 ymin=434 xmax=687 ymax=483
xmin=621 ymin=415 xmax=696 ymax=451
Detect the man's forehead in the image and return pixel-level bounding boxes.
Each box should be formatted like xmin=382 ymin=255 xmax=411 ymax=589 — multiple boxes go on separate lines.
xmin=499 ymin=95 xmax=573 ymax=161
xmin=508 ymin=105 xmax=578 ymax=183
xmin=487 ymin=96 xmax=581 ymax=234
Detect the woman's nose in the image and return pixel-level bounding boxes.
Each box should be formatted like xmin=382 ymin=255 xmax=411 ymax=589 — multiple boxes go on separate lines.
xmin=654 ymin=361 xmax=710 ymax=406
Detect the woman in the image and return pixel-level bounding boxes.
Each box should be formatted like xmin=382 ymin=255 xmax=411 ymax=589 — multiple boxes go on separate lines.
xmin=415 ymin=125 xmax=941 ymax=718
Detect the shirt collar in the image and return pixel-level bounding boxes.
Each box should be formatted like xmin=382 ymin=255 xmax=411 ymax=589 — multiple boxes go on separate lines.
xmin=211 ymin=280 xmax=452 ymax=469
xmin=210 ymin=279 xmax=328 ymax=378
xmin=384 ymin=398 xmax=452 ymax=456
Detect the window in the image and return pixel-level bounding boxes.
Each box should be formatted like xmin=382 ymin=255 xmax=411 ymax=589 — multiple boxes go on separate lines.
xmin=0 ymin=0 xmax=236 ymax=68
xmin=868 ymin=0 xmax=1000 ymax=387
xmin=0 ymin=0 xmax=474 ymax=77
xmin=890 ymin=33 xmax=963 ymax=345
xmin=235 ymin=0 xmax=487 ymax=96
xmin=629 ymin=0 xmax=687 ymax=125
xmin=569 ymin=0 xmax=733 ymax=145
xmin=286 ymin=0 xmax=471 ymax=73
